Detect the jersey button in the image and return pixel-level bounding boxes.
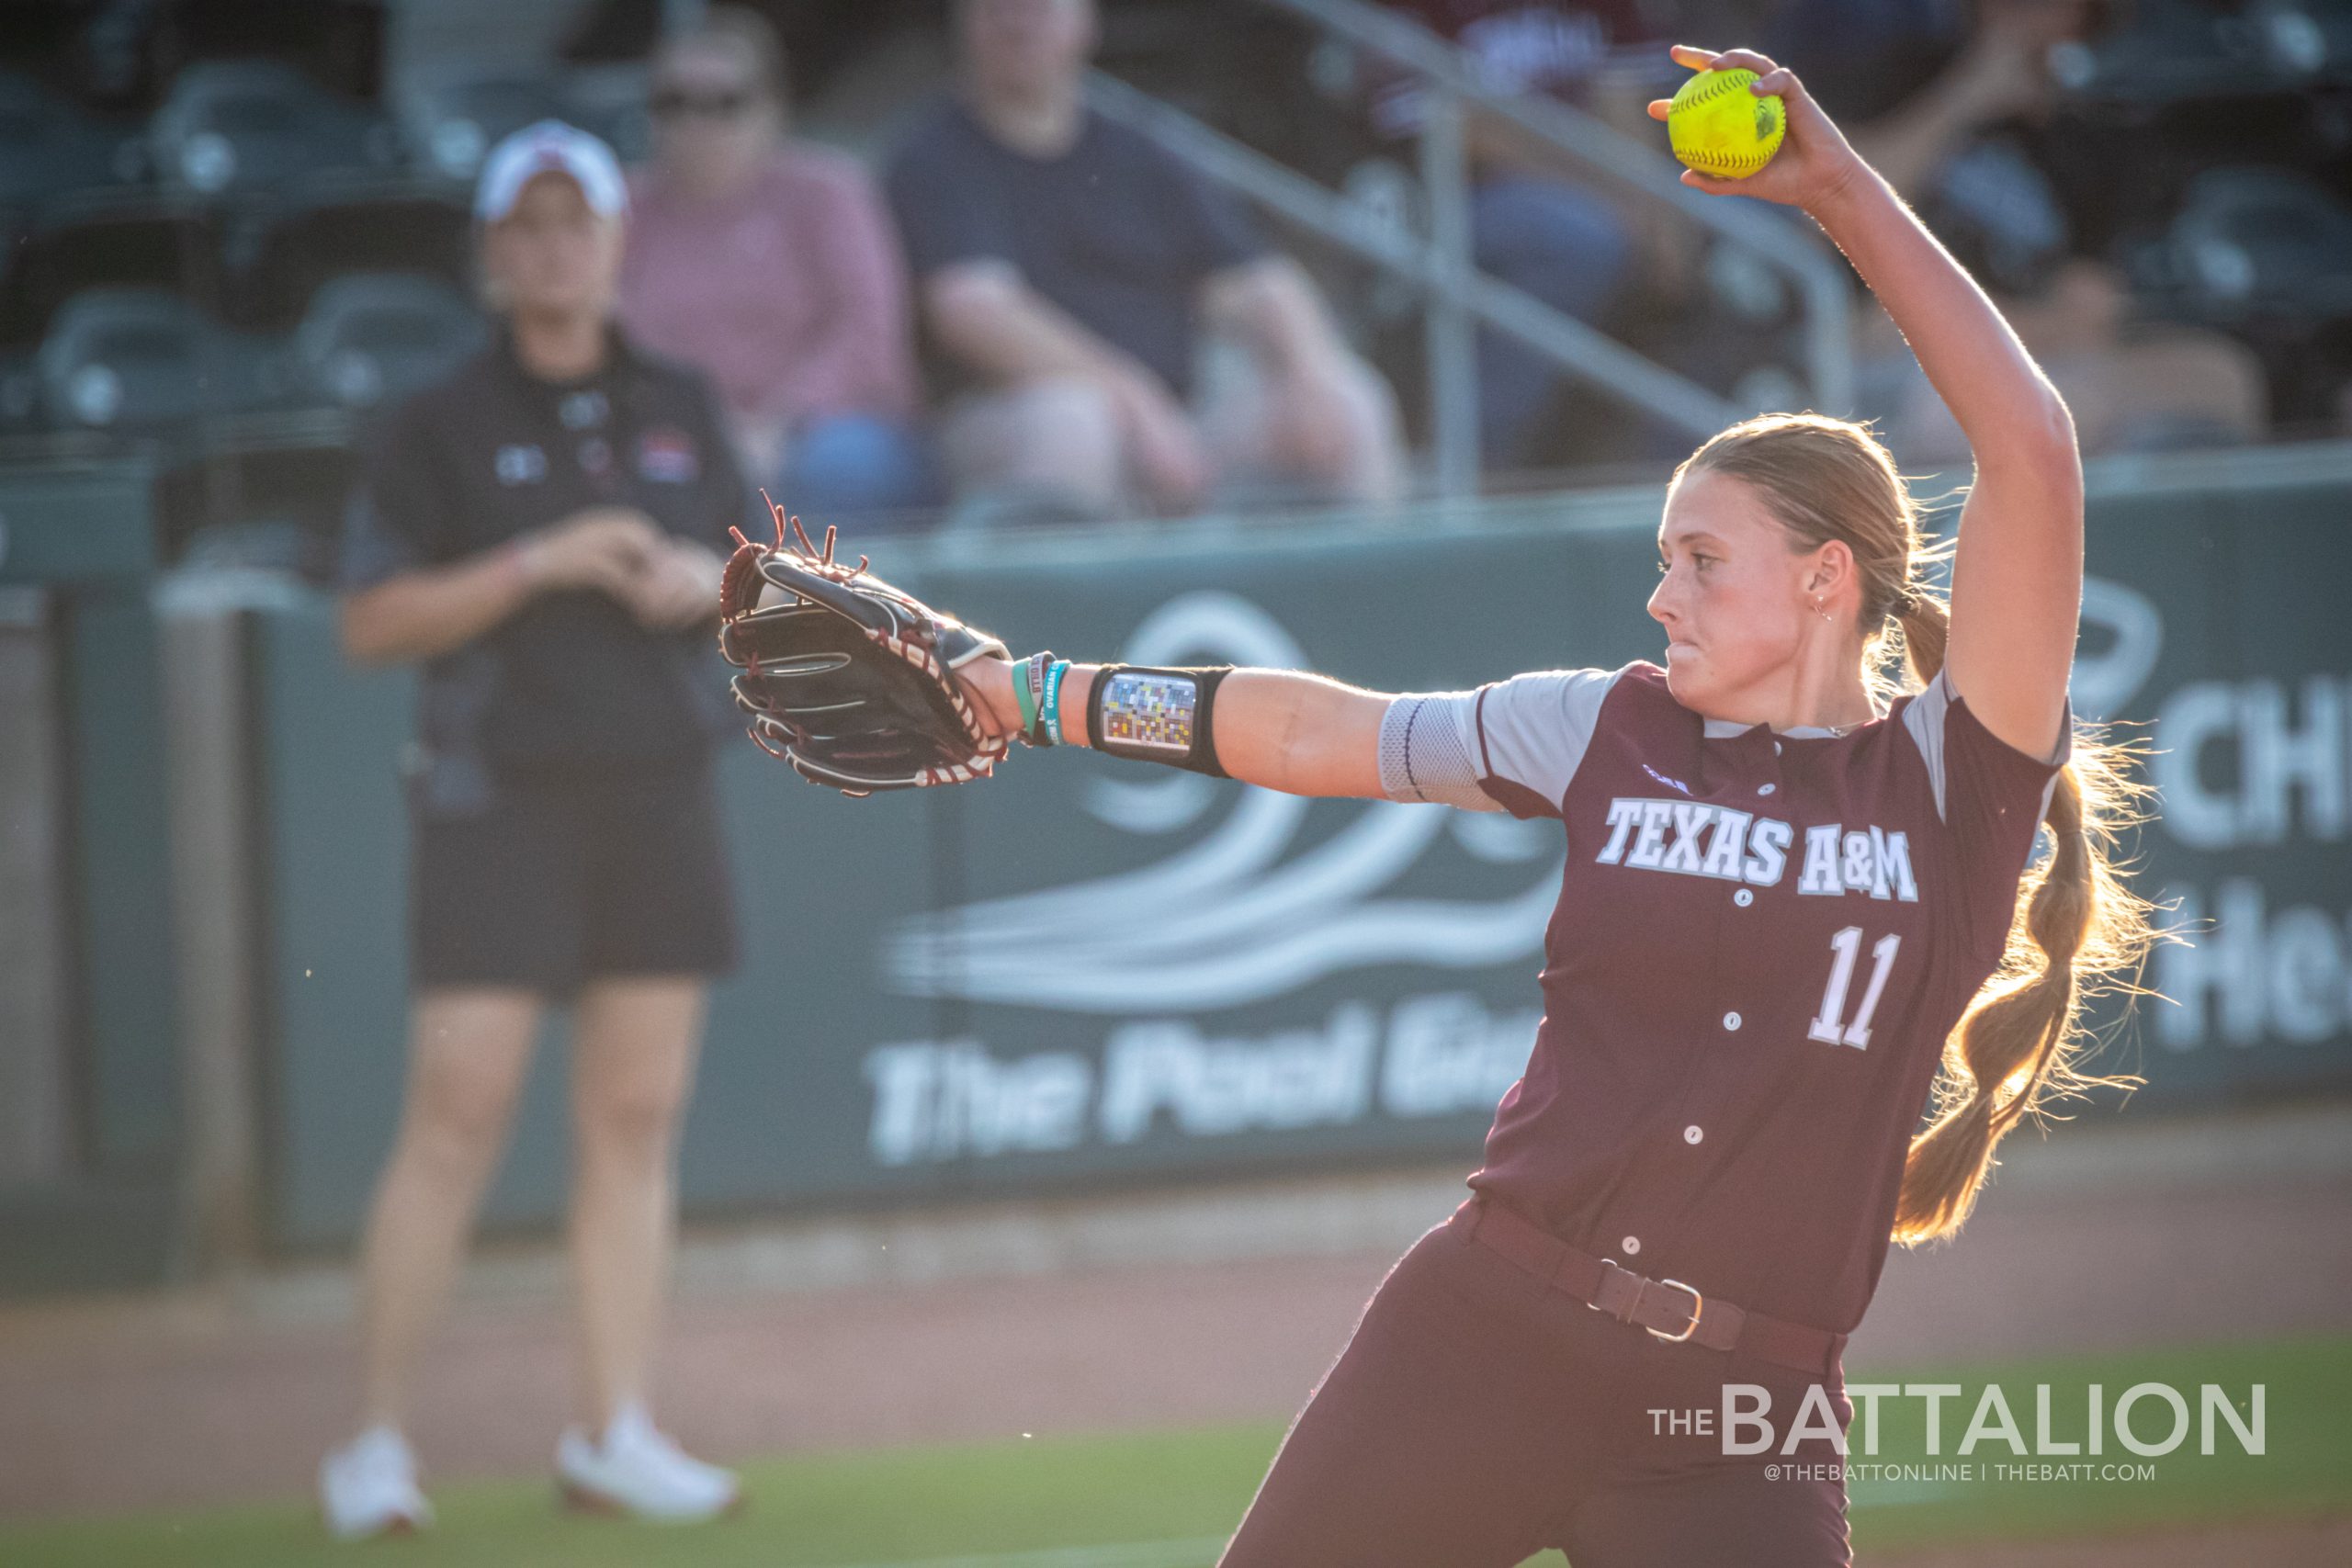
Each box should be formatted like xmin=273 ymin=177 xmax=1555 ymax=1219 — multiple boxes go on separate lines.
xmin=1734 ymin=888 xmax=1755 ymax=908
xmin=1723 ymin=1011 xmax=1742 ymax=1031
xmin=1684 ymin=1124 xmax=1703 ymax=1144
xmin=1758 ymin=783 xmax=1777 ymax=796
xmin=1621 ymin=1235 xmax=1642 ymax=1256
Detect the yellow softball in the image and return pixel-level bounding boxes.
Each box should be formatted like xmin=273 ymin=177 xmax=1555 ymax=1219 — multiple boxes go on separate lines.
xmin=1668 ymin=67 xmax=1785 ymax=180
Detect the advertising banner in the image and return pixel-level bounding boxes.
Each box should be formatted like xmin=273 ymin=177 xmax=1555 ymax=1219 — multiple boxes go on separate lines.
xmin=248 ymin=471 xmax=2352 ymax=1246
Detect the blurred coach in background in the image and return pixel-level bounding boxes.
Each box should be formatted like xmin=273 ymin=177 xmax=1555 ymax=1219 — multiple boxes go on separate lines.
xmin=319 ymin=121 xmax=746 ymax=1539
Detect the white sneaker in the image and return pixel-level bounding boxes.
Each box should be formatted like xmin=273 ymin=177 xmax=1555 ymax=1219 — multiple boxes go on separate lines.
xmin=319 ymin=1425 xmax=434 ymax=1540
xmin=556 ymin=1403 xmax=741 ymax=1522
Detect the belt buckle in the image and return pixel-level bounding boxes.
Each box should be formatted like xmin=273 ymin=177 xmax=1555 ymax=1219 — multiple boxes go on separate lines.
xmin=1645 ymin=1278 xmax=1704 ymax=1343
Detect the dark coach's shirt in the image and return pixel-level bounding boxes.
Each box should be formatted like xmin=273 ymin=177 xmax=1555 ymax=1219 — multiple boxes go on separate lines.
xmin=885 ymin=99 xmax=1268 ymax=399
xmin=1388 ymin=661 xmax=2070 ymax=1337
xmin=341 ymin=327 xmax=756 ymax=800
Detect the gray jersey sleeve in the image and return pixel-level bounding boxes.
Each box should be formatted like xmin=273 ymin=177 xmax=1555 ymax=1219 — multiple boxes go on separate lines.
xmin=1378 ymin=667 xmax=1621 ymax=819
xmin=1898 ymin=670 xmax=1954 ymax=818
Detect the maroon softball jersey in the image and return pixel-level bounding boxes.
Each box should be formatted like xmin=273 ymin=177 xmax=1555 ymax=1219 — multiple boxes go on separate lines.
xmin=1379 ymin=660 xmax=2070 ymax=1337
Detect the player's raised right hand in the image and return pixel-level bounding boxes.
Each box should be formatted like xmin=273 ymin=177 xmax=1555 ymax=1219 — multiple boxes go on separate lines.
xmin=1649 ymin=45 xmax=1866 ymax=212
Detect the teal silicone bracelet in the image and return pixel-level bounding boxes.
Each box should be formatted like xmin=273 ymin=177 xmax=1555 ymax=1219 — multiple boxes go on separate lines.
xmin=1012 ymin=654 xmax=1039 ymax=739
xmin=1042 ymin=660 xmax=1069 ymax=747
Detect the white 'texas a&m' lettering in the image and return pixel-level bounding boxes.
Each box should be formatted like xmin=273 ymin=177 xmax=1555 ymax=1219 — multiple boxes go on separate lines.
xmin=1745 ymin=818 xmax=1792 ymax=886
xmin=1596 ymin=797 xmax=1917 ymax=901
xmin=1626 ymin=800 xmax=1674 ymax=868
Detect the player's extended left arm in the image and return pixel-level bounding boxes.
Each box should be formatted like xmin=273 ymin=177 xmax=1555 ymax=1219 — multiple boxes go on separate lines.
xmin=962 ymin=657 xmax=1391 ymax=799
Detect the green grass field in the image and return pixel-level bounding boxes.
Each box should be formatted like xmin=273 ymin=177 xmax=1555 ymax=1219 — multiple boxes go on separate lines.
xmin=8 ymin=1336 xmax=2346 ymax=1568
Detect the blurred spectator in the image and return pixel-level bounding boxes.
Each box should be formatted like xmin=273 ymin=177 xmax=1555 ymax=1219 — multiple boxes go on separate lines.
xmin=1823 ymin=0 xmax=2267 ymax=462
xmin=617 ymin=6 xmax=933 ymax=516
xmin=1367 ymin=2 xmax=1659 ymax=467
xmin=887 ymin=0 xmax=1403 ymax=519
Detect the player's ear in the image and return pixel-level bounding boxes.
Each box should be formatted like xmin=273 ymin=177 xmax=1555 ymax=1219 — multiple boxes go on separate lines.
xmin=1802 ymin=538 xmax=1855 ymax=601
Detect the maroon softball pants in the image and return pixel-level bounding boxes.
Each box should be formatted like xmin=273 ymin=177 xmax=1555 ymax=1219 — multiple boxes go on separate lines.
xmin=1218 ymin=1205 xmax=1855 ymax=1568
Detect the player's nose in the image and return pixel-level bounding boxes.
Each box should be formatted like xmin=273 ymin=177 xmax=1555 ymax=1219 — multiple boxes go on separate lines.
xmin=1646 ymin=573 xmax=1677 ymax=626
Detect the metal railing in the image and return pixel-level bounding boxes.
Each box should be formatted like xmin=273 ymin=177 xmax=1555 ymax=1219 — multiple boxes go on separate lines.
xmin=1086 ymin=0 xmax=1855 ymax=495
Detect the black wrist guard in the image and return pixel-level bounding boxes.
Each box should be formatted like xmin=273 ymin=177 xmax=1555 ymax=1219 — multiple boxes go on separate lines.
xmin=1086 ymin=664 xmax=1232 ymax=778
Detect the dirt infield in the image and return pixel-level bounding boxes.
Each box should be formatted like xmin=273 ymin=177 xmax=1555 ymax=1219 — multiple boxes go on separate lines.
xmin=4 ymin=1104 xmax=2348 ymax=1554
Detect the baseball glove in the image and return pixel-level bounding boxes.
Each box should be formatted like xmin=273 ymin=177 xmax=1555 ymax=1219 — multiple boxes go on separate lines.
xmin=718 ymin=505 xmax=1010 ymax=796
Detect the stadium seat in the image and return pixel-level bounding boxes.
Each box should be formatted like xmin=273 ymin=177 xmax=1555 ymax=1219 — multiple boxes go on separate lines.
xmin=0 ymin=70 xmax=141 ymax=209
xmin=2134 ymin=167 xmax=2352 ymax=327
xmin=230 ymin=175 xmax=473 ymax=333
xmin=149 ymin=61 xmax=401 ymax=196
xmin=2063 ymin=0 xmax=2352 ymax=105
xmin=397 ymin=70 xmax=571 ymax=184
xmin=290 ymin=274 xmax=484 ymax=411
xmin=35 ymin=288 xmax=286 ymax=433
xmin=0 ymin=351 xmax=40 ymax=435
xmin=0 ymin=192 xmax=228 ymax=349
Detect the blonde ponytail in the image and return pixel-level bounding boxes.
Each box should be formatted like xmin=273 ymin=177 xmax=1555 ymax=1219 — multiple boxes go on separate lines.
xmin=1888 ymin=592 xmax=2156 ymax=1244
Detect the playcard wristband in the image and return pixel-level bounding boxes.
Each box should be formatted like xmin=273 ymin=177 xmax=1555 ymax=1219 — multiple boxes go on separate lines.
xmin=1086 ymin=664 xmax=1233 ymax=778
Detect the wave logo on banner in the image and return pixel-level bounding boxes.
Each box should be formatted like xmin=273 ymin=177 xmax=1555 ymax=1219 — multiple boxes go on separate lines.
xmin=882 ymin=592 xmax=1564 ymax=1013
xmin=2074 ymin=576 xmax=2162 ymax=722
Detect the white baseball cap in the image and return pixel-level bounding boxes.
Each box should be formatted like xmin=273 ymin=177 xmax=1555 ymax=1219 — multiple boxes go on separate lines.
xmin=473 ymin=119 xmax=628 ymax=223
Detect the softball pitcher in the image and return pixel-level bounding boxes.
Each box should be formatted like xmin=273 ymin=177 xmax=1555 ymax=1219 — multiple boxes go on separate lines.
xmin=721 ymin=42 xmax=2154 ymax=1567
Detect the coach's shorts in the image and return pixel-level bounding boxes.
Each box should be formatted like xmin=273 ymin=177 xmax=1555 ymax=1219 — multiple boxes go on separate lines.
xmin=409 ymin=764 xmax=738 ymax=996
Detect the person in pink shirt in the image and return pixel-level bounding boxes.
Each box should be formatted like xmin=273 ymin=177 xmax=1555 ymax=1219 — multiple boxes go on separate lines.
xmin=618 ymin=6 xmax=935 ymax=518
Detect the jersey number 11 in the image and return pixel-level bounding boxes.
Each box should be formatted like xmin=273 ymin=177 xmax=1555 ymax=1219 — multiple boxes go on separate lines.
xmin=1809 ymin=926 xmax=1900 ymax=1050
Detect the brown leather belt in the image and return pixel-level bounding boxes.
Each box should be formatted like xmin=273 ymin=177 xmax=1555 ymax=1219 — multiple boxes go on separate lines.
xmin=1451 ymin=1197 xmax=1847 ymax=1379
